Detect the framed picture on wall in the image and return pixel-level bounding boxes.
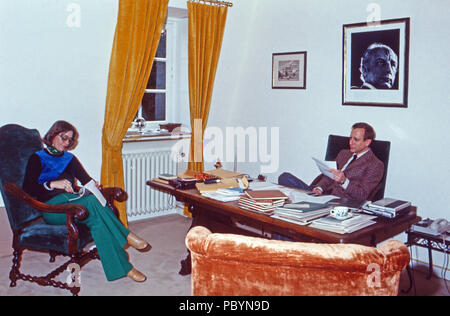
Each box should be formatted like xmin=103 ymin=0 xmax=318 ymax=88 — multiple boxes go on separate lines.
xmin=342 ymin=17 xmax=410 ymax=107
xmin=272 ymin=51 xmax=307 ymax=89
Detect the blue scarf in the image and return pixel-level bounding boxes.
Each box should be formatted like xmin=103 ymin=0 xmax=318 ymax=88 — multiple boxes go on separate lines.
xmin=35 ymin=149 xmax=74 ymax=184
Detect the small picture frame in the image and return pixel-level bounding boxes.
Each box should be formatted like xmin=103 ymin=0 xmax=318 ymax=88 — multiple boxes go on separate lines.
xmin=342 ymin=17 xmax=410 ymax=107
xmin=272 ymin=51 xmax=307 ymax=89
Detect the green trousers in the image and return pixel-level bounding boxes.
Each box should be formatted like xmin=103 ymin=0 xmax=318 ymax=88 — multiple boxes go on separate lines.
xmin=45 ymin=193 xmax=132 ymax=281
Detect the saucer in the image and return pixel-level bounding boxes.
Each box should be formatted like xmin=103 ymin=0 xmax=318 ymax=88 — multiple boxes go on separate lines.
xmin=330 ymin=212 xmax=353 ymax=220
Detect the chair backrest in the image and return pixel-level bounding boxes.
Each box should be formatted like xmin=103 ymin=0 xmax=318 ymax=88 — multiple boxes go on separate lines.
xmin=186 ymin=226 xmax=410 ymax=296
xmin=0 ymin=124 xmax=43 ymax=231
xmin=324 ymin=134 xmax=390 ymax=201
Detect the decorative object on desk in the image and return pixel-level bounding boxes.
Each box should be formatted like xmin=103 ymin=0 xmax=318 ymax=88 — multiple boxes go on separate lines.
xmin=214 ymin=158 xmax=222 ymax=169
xmin=342 ymin=17 xmax=410 ymax=108
xmin=272 ymin=51 xmax=307 ymax=89
xmin=159 ymin=123 xmax=181 ymax=132
xmin=257 ymin=174 xmax=267 ymax=181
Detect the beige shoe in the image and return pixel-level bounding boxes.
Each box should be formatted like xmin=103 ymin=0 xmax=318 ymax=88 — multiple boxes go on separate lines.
xmin=127 ymin=232 xmax=152 ymax=252
xmin=127 ymin=268 xmax=147 ymax=283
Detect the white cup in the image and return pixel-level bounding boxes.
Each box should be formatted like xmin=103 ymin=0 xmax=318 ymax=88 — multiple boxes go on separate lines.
xmin=330 ymin=206 xmax=349 ymax=218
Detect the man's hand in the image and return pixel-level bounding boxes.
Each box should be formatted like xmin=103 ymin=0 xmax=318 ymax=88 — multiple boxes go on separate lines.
xmin=312 ymin=188 xmax=323 ymax=195
xmin=330 ymin=169 xmax=346 ymax=184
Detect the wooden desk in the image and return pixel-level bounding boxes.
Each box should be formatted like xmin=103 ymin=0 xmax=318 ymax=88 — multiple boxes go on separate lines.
xmin=146 ymin=180 xmax=421 ymax=275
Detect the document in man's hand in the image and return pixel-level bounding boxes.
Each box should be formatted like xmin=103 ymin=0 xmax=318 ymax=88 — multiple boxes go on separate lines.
xmin=312 ymin=157 xmax=336 ymax=179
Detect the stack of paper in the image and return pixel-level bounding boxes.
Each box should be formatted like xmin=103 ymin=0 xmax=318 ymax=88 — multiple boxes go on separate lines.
xmin=237 ymin=190 xmax=288 ymax=214
xmin=271 ymin=207 xmax=331 ymax=226
xmin=238 ymin=197 xmax=285 ymax=214
xmin=309 ymin=213 xmax=377 ymax=234
xmin=201 ymin=187 xmax=243 ymax=202
xmin=277 ymin=201 xmax=329 ymax=212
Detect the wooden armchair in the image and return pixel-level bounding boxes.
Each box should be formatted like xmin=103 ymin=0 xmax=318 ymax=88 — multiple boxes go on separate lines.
xmin=0 ymin=124 xmax=127 ymax=296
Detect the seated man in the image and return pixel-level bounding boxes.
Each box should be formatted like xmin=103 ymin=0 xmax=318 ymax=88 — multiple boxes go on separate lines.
xmin=278 ymin=122 xmax=384 ymax=201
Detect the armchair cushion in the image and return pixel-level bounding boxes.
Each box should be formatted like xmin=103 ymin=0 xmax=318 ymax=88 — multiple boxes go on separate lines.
xmin=186 ymin=226 xmax=410 ymax=296
xmin=18 ymin=219 xmax=93 ymax=255
xmin=0 ymin=124 xmax=43 ymax=231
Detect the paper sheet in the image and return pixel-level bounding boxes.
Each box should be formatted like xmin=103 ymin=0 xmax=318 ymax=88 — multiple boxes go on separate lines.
xmin=312 ymin=157 xmax=336 ymax=179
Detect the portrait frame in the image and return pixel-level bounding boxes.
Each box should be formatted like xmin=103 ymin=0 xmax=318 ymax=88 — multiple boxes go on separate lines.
xmin=342 ymin=17 xmax=410 ymax=108
xmin=272 ymin=51 xmax=307 ymax=89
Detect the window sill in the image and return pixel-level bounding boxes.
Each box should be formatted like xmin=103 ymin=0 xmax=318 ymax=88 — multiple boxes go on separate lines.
xmin=123 ymin=131 xmax=191 ymax=143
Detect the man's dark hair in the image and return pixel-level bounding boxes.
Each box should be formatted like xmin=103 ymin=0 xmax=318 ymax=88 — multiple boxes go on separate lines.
xmin=352 ymin=122 xmax=376 ymax=141
xmin=42 ymin=120 xmax=79 ymax=150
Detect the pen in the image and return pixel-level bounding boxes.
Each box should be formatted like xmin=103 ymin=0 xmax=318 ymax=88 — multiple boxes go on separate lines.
xmin=204 ymin=179 xmax=221 ymax=184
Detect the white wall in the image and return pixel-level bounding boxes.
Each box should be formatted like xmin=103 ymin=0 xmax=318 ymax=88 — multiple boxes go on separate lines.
xmin=1 ymin=0 xmax=448 ymax=269
xmin=0 ymin=0 xmax=118 ymax=183
xmin=209 ymin=0 xmax=450 ymax=219
xmin=0 ymin=0 xmax=189 ymax=207
xmin=207 ymin=0 xmax=450 ymax=271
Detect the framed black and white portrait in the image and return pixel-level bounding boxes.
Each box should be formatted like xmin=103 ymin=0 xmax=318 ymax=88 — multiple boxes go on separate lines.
xmin=272 ymin=51 xmax=307 ymax=89
xmin=342 ymin=17 xmax=410 ymax=107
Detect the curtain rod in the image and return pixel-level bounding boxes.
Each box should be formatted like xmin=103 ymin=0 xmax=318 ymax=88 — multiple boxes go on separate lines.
xmin=189 ymin=0 xmax=233 ymax=7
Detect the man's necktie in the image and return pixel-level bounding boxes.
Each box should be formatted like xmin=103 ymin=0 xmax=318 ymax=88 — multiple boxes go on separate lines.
xmin=342 ymin=154 xmax=357 ymax=171
xmin=348 ymin=154 xmax=358 ymax=166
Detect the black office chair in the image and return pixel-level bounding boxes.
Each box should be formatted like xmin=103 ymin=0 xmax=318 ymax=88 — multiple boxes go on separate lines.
xmin=320 ymin=134 xmax=390 ymax=201
xmin=0 ymin=124 xmax=127 ymax=295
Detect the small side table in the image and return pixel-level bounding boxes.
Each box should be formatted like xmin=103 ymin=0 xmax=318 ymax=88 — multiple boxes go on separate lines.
xmin=403 ymin=228 xmax=449 ymax=293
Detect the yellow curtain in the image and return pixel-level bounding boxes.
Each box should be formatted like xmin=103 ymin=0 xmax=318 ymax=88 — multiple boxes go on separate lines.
xmin=101 ymin=0 xmax=169 ymax=226
xmin=187 ymin=1 xmax=229 ymax=173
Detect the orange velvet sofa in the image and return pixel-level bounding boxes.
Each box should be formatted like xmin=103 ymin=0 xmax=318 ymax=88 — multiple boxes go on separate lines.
xmin=185 ymin=226 xmax=410 ymax=296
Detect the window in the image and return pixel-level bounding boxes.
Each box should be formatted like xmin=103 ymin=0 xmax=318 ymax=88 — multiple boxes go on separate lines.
xmin=134 ymin=22 xmax=174 ymax=124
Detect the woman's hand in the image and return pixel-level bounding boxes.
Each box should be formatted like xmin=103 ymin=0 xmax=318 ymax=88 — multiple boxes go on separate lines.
xmin=50 ymin=179 xmax=74 ymax=193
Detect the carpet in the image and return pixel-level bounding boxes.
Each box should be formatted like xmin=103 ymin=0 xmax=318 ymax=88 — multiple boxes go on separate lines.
xmin=0 ymin=214 xmax=192 ymax=296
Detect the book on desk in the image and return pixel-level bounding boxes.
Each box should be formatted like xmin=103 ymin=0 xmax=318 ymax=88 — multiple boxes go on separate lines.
xmin=362 ymin=198 xmax=411 ymax=219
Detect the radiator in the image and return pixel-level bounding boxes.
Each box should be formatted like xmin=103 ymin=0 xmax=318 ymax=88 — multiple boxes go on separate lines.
xmin=122 ymin=150 xmax=177 ymax=221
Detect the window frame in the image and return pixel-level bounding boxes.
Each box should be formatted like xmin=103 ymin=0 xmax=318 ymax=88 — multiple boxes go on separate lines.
xmin=135 ymin=19 xmax=176 ymax=129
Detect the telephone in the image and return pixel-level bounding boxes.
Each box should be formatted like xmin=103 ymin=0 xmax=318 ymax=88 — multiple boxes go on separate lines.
xmin=430 ymin=218 xmax=449 ymax=234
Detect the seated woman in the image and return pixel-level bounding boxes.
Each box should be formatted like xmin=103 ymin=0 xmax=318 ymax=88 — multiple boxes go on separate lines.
xmin=23 ymin=120 xmax=150 ymax=282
